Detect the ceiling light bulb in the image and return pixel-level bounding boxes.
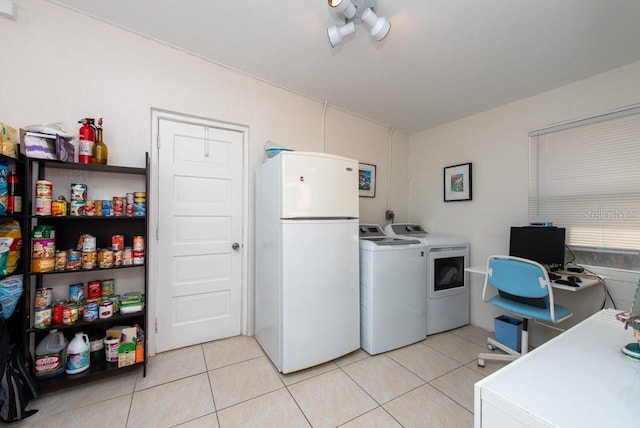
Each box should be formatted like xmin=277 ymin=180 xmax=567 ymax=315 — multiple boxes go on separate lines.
xmin=327 ymin=21 xmax=356 ymax=48
xmin=327 ymin=0 xmax=356 ymax=20
xmin=360 ymin=7 xmax=391 ymax=41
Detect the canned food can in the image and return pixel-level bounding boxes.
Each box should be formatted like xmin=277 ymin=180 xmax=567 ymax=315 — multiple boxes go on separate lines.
xmin=83 ymin=302 xmax=99 ymax=322
xmin=34 ymin=306 xmax=52 ymax=329
xmin=53 ymin=301 xmax=65 ymax=324
xmin=34 ymin=197 xmax=52 ymax=216
xmin=82 ymin=235 xmax=97 ymax=252
xmin=132 ymin=250 xmax=145 ymax=265
xmin=99 ymin=301 xmax=113 ymax=319
xmin=32 ymin=236 xmax=55 ymax=259
xmin=134 ymin=192 xmax=146 ymax=201
xmin=94 ymin=200 xmax=102 ymax=216
xmin=101 ymin=279 xmax=114 ymax=297
xmin=54 ymin=250 xmax=67 ymax=271
xmin=70 ymin=303 xmax=79 ymax=323
xmin=87 ymin=280 xmax=102 ymax=299
xmin=69 ymin=283 xmax=84 ymax=302
xmin=85 ymin=200 xmax=96 ymax=216
xmin=133 ymin=202 xmax=146 ymax=217
xmin=62 ymin=304 xmax=73 ymax=325
xmin=32 ymin=257 xmax=55 ymax=272
xmin=66 ymin=249 xmax=81 ymax=270
xmin=51 ymin=199 xmax=68 ymax=216
xmin=99 ymin=249 xmax=114 ymax=268
xmin=114 ymin=249 xmax=123 ymax=266
xmin=112 ymin=197 xmax=124 ymax=216
xmin=102 ymin=200 xmax=112 ymax=216
xmin=112 ymin=235 xmax=124 ymax=251
xmin=35 ymin=288 xmax=53 ymax=308
xmin=35 ymin=180 xmax=53 ymax=198
xmin=70 ymin=200 xmax=85 ymax=216
xmin=105 ymin=336 xmax=119 ymax=362
xmin=70 ymin=183 xmax=87 ymax=201
xmin=82 ymin=251 xmax=97 ymax=269
xmin=123 ymin=247 xmax=133 ymax=265
xmin=133 ymin=236 xmax=144 ymax=251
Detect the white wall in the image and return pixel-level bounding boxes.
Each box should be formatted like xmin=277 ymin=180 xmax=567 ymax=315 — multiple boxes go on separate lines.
xmin=409 ymin=60 xmax=640 ymax=344
xmin=0 ymin=1 xmax=410 ymax=346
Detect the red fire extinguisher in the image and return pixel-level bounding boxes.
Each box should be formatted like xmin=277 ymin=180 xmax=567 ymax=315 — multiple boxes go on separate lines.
xmin=78 ymin=118 xmax=96 ymax=164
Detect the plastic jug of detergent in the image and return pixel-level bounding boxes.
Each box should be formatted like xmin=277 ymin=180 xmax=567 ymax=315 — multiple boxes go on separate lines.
xmin=66 ymin=332 xmax=90 ymax=374
xmin=34 ymin=329 xmax=68 ymax=379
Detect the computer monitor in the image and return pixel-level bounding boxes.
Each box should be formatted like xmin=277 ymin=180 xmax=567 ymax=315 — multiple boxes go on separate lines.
xmin=509 ymin=226 xmax=566 ymax=271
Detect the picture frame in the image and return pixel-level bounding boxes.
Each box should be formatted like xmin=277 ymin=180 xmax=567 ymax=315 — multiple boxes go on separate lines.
xmin=359 ymin=163 xmax=376 ymax=198
xmin=444 ymin=162 xmax=472 ymax=202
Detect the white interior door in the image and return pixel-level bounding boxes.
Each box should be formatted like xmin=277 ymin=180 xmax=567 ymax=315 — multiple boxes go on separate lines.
xmin=155 ymin=118 xmax=244 ymax=352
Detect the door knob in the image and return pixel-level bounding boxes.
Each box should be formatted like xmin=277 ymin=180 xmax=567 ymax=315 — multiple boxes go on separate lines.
xmin=232 ymin=243 xmax=240 ymax=251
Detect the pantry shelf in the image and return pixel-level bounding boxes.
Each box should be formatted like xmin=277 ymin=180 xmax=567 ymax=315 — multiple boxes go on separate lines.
xmin=23 ymin=154 xmax=149 ymax=392
xmin=36 ymin=361 xmax=144 ymax=394
xmin=27 ymin=310 xmax=144 ymax=334
xmin=28 ymin=264 xmax=144 ymax=276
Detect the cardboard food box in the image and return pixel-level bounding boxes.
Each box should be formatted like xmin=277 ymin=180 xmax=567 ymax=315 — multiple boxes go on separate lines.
xmin=118 ymin=343 xmax=136 ymax=368
xmin=120 ymin=292 xmax=144 ymax=314
xmin=135 ymin=324 xmax=145 ymax=363
xmin=106 ymin=325 xmax=138 ymax=367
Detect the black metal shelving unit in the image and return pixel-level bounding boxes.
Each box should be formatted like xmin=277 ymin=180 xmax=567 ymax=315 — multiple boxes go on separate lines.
xmin=0 ymin=152 xmax=28 ymax=345
xmin=23 ymin=154 xmax=149 ymax=393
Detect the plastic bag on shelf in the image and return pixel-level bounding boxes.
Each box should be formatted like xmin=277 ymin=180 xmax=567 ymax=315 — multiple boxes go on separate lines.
xmin=0 ymin=275 xmax=22 ymax=319
xmin=0 ymin=123 xmax=18 ymax=159
xmin=0 ymin=221 xmax=21 ymax=275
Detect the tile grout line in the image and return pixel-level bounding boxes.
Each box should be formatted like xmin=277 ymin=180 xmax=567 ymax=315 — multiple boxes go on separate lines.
xmin=201 ymin=343 xmax=223 ymax=428
xmin=336 ymin=355 xmax=417 ymax=427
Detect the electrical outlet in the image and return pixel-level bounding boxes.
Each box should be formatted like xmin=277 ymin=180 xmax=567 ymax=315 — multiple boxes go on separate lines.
xmin=385 ymin=210 xmax=395 ymax=220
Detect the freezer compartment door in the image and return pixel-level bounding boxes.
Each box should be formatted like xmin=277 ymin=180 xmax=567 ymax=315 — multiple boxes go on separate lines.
xmin=280 ymin=152 xmax=358 ymax=218
xmin=280 ymin=219 xmax=360 ymax=373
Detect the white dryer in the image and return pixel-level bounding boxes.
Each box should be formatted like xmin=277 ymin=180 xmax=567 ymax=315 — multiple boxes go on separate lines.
xmin=385 ymin=223 xmax=470 ymax=335
xmin=359 ymin=224 xmax=427 ymax=355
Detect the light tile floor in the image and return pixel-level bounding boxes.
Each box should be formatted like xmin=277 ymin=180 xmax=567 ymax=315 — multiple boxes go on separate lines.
xmin=16 ymin=325 xmax=509 ymax=428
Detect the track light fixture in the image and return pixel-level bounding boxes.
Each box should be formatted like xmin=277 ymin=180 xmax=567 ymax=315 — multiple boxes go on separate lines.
xmin=328 ymin=21 xmax=357 ymax=48
xmin=327 ymin=0 xmax=390 ymax=48
xmin=328 ymin=0 xmax=356 ymax=20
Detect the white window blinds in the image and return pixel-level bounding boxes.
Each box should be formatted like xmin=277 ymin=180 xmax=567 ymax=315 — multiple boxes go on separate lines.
xmin=529 ymin=106 xmax=640 ymax=252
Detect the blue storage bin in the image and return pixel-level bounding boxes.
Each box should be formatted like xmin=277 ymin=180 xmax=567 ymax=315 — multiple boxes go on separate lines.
xmin=495 ymin=315 xmax=522 ymax=352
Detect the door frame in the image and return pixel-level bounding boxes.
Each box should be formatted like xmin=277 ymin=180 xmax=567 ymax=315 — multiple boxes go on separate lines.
xmin=149 ymin=108 xmax=250 ymax=356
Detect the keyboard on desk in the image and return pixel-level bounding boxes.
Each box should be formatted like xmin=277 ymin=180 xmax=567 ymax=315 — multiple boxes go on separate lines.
xmin=553 ymin=279 xmax=581 ymax=287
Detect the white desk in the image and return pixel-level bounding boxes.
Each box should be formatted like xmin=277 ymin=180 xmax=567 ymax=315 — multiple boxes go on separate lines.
xmin=465 ymin=266 xmax=601 ymax=292
xmin=474 ymin=309 xmax=640 ymax=427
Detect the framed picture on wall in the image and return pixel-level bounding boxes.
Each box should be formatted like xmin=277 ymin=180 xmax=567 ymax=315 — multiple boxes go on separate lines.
xmin=359 ymin=163 xmax=376 ymax=197
xmin=444 ymin=162 xmax=472 ymax=202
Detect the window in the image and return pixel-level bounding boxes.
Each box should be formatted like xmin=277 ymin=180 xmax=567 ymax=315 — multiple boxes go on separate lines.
xmin=528 ymin=106 xmax=640 ymax=270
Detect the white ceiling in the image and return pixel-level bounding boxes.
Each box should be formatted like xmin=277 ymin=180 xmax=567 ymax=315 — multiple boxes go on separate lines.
xmin=51 ymin=0 xmax=640 ymax=134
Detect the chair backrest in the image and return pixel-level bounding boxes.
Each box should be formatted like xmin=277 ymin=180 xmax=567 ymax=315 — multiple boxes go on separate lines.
xmin=484 ymin=256 xmax=550 ymax=298
xmin=482 ymin=255 xmax=560 ymax=321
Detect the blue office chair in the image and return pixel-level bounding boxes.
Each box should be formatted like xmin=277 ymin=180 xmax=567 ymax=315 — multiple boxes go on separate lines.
xmin=477 ymin=255 xmax=573 ymax=367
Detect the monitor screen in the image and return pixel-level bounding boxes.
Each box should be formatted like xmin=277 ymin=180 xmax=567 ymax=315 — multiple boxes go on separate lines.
xmin=509 ymin=226 xmax=566 ymax=271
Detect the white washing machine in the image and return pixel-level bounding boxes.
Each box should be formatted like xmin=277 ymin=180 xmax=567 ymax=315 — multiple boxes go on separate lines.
xmin=385 ymin=223 xmax=470 ymax=335
xmin=359 ymin=224 xmax=427 ymax=355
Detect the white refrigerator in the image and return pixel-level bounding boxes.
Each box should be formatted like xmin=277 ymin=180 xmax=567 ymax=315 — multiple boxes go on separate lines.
xmin=255 ymin=151 xmax=360 ymax=373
